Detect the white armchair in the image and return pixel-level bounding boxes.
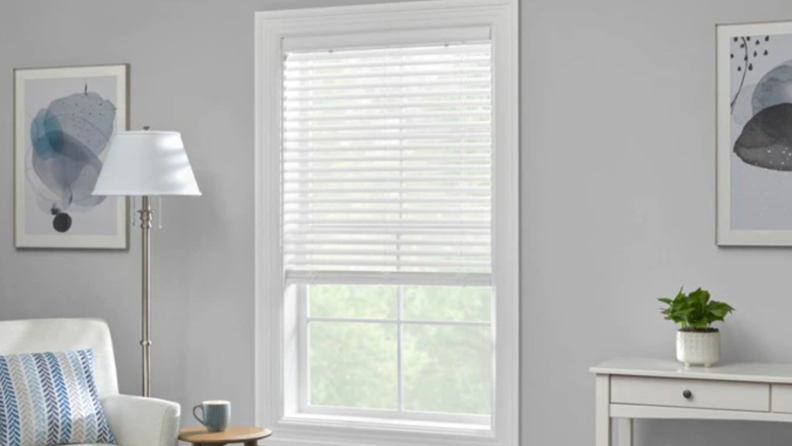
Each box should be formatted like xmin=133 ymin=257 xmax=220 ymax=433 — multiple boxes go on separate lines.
xmin=0 ymin=319 xmax=180 ymax=446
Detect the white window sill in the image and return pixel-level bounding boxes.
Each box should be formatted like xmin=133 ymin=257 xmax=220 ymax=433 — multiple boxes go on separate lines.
xmin=280 ymin=412 xmax=494 ymax=437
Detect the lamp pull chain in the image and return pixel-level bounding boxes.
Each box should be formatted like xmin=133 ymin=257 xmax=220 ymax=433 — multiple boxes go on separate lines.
xmin=158 ymin=197 xmax=163 ymax=229
xmin=131 ymin=196 xmax=137 ymax=227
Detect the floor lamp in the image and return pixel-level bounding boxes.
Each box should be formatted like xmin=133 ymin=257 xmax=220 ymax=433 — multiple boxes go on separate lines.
xmin=93 ymin=128 xmax=201 ymax=397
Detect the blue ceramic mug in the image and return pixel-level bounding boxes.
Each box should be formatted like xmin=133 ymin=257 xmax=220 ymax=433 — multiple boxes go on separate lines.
xmin=193 ymin=400 xmax=231 ymax=432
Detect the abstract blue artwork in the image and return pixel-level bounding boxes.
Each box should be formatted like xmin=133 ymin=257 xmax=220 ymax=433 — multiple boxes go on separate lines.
xmin=30 ymin=91 xmax=115 ymax=233
xmin=15 ymin=65 xmax=129 ymax=249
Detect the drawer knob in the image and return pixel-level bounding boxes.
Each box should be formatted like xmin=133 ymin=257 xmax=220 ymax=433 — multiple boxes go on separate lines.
xmin=683 ymin=390 xmax=693 ymax=399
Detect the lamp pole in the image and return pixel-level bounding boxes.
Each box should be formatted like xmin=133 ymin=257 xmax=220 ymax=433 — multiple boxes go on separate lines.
xmin=139 ymin=195 xmax=153 ymax=398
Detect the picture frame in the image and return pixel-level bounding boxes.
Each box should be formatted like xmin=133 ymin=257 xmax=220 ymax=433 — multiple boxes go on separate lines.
xmin=717 ymin=21 xmax=792 ymax=246
xmin=14 ymin=64 xmax=129 ymax=249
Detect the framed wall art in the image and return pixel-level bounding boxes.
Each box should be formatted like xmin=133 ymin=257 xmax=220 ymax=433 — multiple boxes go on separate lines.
xmin=718 ymin=21 xmax=792 ymax=246
xmin=14 ymin=65 xmax=129 ymax=249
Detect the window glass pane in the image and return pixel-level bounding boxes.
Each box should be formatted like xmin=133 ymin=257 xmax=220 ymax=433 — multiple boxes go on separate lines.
xmin=402 ymin=286 xmax=491 ymax=322
xmin=309 ymin=284 xmax=398 ymax=319
xmin=310 ymin=321 xmax=398 ymax=410
xmin=402 ymin=325 xmax=491 ymax=415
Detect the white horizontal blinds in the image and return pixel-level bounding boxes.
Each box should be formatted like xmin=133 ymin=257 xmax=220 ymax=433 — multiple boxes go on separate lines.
xmin=282 ymin=40 xmax=493 ymax=283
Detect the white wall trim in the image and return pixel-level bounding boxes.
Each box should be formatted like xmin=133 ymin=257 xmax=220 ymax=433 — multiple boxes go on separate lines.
xmin=254 ymin=2 xmax=520 ymax=446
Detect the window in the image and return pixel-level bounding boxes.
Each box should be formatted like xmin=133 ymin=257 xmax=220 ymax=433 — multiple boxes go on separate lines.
xmin=256 ymin=2 xmax=518 ymax=446
xmin=284 ymin=40 xmax=494 ymax=424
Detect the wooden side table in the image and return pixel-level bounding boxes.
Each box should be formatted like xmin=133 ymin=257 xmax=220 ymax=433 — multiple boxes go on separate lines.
xmin=179 ymin=426 xmax=272 ymax=446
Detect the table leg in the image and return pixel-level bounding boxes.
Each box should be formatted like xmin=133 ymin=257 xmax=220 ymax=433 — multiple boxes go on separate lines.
xmin=596 ymin=375 xmax=612 ymax=446
xmin=616 ymin=418 xmax=633 ymax=446
xmin=244 ymin=441 xmax=258 ymax=446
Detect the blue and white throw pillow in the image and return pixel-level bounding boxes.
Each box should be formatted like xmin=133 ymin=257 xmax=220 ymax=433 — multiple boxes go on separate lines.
xmin=0 ymin=349 xmax=115 ymax=446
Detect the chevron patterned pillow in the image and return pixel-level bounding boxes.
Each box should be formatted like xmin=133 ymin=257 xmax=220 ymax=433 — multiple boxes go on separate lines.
xmin=0 ymin=349 xmax=116 ymax=446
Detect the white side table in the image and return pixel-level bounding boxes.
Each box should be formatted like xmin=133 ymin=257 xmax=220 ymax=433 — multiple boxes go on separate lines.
xmin=591 ymin=358 xmax=792 ymax=446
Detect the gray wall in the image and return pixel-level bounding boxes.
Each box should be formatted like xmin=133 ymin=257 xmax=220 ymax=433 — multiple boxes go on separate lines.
xmin=3 ymin=0 xmax=792 ymax=445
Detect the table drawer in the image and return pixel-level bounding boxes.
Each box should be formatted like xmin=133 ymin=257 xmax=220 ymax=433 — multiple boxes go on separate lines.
xmin=611 ymin=376 xmax=769 ymax=412
xmin=772 ymin=384 xmax=792 ymax=413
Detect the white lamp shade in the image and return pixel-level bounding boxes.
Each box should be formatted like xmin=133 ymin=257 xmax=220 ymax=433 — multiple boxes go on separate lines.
xmin=93 ymin=131 xmax=201 ymax=196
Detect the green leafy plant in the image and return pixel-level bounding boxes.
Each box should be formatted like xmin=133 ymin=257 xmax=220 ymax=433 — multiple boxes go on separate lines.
xmin=658 ymin=288 xmax=735 ymax=332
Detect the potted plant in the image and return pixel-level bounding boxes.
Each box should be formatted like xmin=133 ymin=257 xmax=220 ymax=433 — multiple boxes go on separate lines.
xmin=658 ymin=288 xmax=735 ymax=368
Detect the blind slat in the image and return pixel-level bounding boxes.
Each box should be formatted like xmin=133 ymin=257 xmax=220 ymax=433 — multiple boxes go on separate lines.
xmin=285 ymin=112 xmax=491 ymax=123
xmin=284 ymin=90 xmax=491 ymax=102
xmin=284 ymin=197 xmax=490 ymax=204
xmin=284 ymin=166 xmax=490 ymax=174
xmin=284 ymin=123 xmax=491 ymax=132
xmin=286 ymin=270 xmax=491 ymax=287
xmin=285 ymin=56 xmax=491 ymax=71
xmin=284 ymin=155 xmax=490 ymax=163
xmin=284 ymin=225 xmax=490 ymax=230
xmin=285 ymin=67 xmax=490 ymax=82
xmin=284 ymin=187 xmax=490 ymax=194
xmin=286 ymin=45 xmax=490 ymax=61
xmin=283 ymin=209 xmax=489 ymax=215
xmin=286 ymin=100 xmax=491 ymax=112
xmin=283 ymin=176 xmax=491 ymax=184
xmin=284 ymin=143 xmax=490 ymax=152
xmin=285 ymin=226 xmax=490 ymax=231
xmin=284 ymin=228 xmax=490 ymax=235
xmin=284 ymin=134 xmax=490 ymax=143
xmin=285 ymin=248 xmax=489 ymax=257
xmin=284 ymin=218 xmax=489 ymax=225
xmin=286 ymin=80 xmax=491 ymax=93
xmin=284 ymin=260 xmax=489 ymax=268
xmin=285 ymin=239 xmax=491 ymax=247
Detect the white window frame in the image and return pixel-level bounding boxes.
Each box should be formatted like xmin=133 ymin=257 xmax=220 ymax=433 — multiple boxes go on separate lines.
xmin=255 ymin=2 xmax=519 ymax=446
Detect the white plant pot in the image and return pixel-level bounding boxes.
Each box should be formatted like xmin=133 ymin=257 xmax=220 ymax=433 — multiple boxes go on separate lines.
xmin=677 ymin=330 xmax=720 ymax=368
